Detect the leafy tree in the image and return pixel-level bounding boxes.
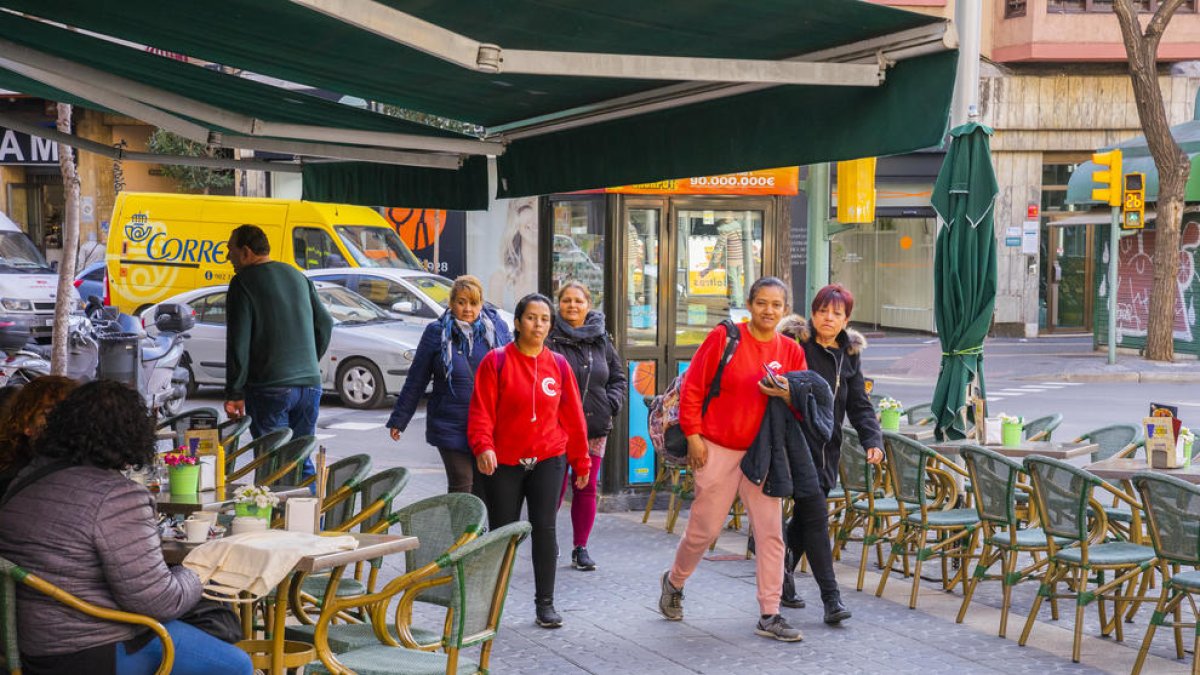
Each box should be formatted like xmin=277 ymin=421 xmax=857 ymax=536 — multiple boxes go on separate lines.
xmin=147 ymin=129 xmax=235 ymax=194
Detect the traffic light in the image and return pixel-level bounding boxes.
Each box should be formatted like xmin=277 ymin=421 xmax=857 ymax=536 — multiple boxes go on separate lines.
xmin=1122 ymin=172 xmax=1145 ymax=229
xmin=836 ymin=157 xmax=876 ymax=224
xmin=1091 ymin=150 xmax=1123 ymax=206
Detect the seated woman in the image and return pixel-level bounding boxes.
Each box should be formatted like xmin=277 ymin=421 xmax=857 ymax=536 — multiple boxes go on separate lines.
xmin=0 ymin=380 xmax=252 ymax=675
xmin=0 ymin=376 xmax=76 ymax=496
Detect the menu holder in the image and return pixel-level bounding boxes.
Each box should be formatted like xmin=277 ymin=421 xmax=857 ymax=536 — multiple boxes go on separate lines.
xmin=184 ymin=428 xmax=221 ymax=456
xmin=1145 ymin=416 xmax=1180 ymax=469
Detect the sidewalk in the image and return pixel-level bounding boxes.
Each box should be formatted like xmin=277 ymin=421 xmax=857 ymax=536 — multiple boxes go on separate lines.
xmin=375 ymin=458 xmax=1192 ymax=675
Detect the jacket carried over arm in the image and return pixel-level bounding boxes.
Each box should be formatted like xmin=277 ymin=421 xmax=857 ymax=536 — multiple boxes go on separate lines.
xmin=0 ymin=461 xmax=201 ymax=657
xmin=741 ymin=370 xmax=833 ymax=500
xmin=547 ymin=311 xmax=627 ymax=440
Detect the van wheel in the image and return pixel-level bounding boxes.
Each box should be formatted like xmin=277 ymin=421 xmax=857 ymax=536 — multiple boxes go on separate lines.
xmin=336 ymin=358 xmax=385 ymax=409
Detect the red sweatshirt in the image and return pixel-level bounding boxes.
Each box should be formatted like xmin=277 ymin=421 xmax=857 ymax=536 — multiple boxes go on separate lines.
xmin=678 ymin=322 xmax=808 ymax=450
xmin=468 ymin=343 xmax=591 ymax=476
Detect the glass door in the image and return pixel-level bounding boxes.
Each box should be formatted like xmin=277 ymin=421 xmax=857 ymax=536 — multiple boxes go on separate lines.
xmin=621 ymin=201 xmax=666 ymax=486
xmin=1042 ymin=223 xmax=1094 ymax=332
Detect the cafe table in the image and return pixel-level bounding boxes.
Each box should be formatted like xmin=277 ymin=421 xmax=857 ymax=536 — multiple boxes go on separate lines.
xmin=164 ymin=531 xmax=419 ymax=675
xmin=926 ymin=438 xmax=1098 ymax=461
xmin=155 ymin=485 xmax=311 ymax=517
xmin=891 ymin=424 xmax=937 ymax=442
xmin=1084 ymin=457 xmax=1200 ymax=485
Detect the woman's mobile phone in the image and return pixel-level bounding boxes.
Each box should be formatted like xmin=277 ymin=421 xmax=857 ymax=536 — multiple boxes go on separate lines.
xmin=761 ymin=364 xmax=784 ymax=389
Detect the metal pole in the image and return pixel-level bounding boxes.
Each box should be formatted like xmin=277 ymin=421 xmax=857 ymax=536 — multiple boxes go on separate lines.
xmin=1107 ymin=206 xmax=1119 ymax=365
xmin=805 ymin=163 xmax=831 ymax=309
xmin=951 ymin=0 xmax=982 ymax=127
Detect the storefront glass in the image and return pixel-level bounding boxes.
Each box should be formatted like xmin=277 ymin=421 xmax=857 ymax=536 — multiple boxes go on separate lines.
xmin=550 ymin=199 xmax=607 ymax=307
xmin=674 ymin=209 xmax=763 ymax=345
xmin=625 ymin=207 xmax=660 ymax=346
xmin=829 ymin=217 xmax=935 ymax=331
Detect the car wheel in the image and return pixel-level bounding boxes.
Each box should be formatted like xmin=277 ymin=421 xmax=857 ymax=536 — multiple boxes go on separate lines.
xmin=336 ymin=358 xmax=386 ymax=409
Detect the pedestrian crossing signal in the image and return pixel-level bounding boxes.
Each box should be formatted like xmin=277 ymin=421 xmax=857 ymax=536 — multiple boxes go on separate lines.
xmin=1122 ymin=172 xmax=1145 ymax=230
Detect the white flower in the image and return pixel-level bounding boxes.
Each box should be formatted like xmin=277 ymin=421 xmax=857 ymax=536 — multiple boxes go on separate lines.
xmin=998 ymin=413 xmax=1022 ymax=425
xmin=1181 ymin=427 xmax=1195 ymax=443
xmin=878 ymin=397 xmax=904 ymax=412
xmin=235 ymin=485 xmax=279 ymax=508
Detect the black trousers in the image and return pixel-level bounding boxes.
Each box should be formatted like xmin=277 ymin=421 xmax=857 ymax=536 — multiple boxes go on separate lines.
xmin=785 ymin=489 xmax=840 ymax=602
xmin=437 ymin=447 xmax=487 ymax=501
xmin=480 ymin=454 xmax=565 ymax=603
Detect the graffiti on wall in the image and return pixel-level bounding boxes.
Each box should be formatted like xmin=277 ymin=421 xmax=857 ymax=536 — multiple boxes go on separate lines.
xmin=1101 ymin=219 xmax=1200 ymax=346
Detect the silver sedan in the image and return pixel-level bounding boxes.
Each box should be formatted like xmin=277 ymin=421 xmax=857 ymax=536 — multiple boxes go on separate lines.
xmin=142 ymin=283 xmax=422 ymax=409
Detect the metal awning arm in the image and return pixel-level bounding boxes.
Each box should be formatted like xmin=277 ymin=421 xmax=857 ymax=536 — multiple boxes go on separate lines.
xmin=287 ymin=0 xmax=882 ymax=86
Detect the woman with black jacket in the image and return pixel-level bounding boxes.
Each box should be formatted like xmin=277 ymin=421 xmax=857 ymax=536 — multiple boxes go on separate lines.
xmin=547 ymin=281 xmax=627 ymax=571
xmin=778 ymin=284 xmax=883 ymax=625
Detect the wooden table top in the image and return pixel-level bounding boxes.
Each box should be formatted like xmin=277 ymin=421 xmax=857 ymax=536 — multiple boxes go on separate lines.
xmin=161 ymin=532 xmax=418 ymax=568
xmin=926 ymin=439 xmax=1098 ymax=460
xmin=155 ymin=485 xmax=310 ymax=516
xmin=1084 ymin=457 xmax=1200 ymax=484
xmin=891 ymin=424 xmax=936 ymax=441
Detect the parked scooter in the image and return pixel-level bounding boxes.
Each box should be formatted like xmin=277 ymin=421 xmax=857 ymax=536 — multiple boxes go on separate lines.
xmin=0 ymin=314 xmax=97 ymax=387
xmin=85 ymin=296 xmax=194 ymax=417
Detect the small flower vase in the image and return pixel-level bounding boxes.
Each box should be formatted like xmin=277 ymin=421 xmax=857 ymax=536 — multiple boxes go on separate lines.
xmin=168 ymin=464 xmax=201 ymax=495
xmin=880 ymin=409 xmax=901 ymax=432
xmin=235 ymin=503 xmax=272 ymax=521
xmin=1184 ymin=439 xmax=1194 ymax=469
xmin=1001 ymin=421 xmax=1023 ymax=448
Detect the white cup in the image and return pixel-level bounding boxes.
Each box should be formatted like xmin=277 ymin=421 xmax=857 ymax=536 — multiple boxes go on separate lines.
xmin=183 ymin=518 xmax=209 ymax=543
xmin=191 ymin=511 xmax=218 ymax=525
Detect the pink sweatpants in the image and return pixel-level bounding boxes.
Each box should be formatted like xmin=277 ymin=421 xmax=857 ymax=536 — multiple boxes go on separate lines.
xmin=668 ymin=439 xmax=784 ymax=615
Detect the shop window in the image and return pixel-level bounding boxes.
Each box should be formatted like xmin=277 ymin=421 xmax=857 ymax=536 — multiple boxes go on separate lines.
xmin=625 ymin=207 xmax=660 ymax=347
xmin=675 ymin=209 xmax=763 ymax=345
xmin=1005 ymin=0 xmax=1027 ymax=17
xmin=828 ymin=218 xmax=935 ymax=332
xmin=549 ymin=198 xmax=606 ymax=309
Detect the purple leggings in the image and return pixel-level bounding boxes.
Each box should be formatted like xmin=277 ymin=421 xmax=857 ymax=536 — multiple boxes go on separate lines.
xmin=558 ymin=438 xmax=604 ymax=547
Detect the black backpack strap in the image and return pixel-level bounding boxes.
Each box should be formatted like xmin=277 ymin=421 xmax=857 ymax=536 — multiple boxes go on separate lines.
xmin=0 ymin=460 xmax=74 ymax=509
xmin=701 ymin=320 xmax=740 ymax=416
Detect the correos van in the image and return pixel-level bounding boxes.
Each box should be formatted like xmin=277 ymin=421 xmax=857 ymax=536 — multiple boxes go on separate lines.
xmin=0 ymin=212 xmax=80 ymax=343
xmin=105 ymin=193 xmax=423 ymax=313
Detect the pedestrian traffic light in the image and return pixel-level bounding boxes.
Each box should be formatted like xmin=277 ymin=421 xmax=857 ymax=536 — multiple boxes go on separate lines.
xmin=1122 ymin=172 xmax=1145 ymax=229
xmin=1091 ymin=150 xmax=1123 ymax=207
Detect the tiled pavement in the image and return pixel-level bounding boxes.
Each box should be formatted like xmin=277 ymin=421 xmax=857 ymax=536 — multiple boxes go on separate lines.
xmin=368 ymin=453 xmax=1193 ymax=675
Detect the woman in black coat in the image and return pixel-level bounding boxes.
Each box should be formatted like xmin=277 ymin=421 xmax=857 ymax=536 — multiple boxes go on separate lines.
xmin=547 ymin=281 xmax=627 ymax=571
xmin=778 ymin=284 xmax=883 ymax=624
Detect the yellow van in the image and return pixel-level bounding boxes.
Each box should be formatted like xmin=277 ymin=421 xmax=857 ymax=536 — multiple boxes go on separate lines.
xmin=105 ymin=193 xmax=423 ymax=313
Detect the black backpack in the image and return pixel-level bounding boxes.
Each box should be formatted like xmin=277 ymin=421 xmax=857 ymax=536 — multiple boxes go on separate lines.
xmin=647 ymin=320 xmax=740 ymax=462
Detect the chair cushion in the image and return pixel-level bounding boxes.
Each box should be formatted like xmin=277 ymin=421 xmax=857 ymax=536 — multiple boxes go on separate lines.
xmin=1169 ymin=570 xmax=1200 ymax=593
xmin=851 ymin=497 xmax=902 ymax=513
xmin=906 ymin=508 xmax=979 ymax=528
xmin=307 ymin=644 xmax=479 ymax=675
xmin=828 ymin=487 xmax=844 ymax=500
xmin=1054 ymin=542 xmax=1155 ymax=566
xmin=286 ymin=622 xmax=442 ymax=653
xmin=1102 ymin=505 xmax=1133 ymax=523
xmin=991 ymin=528 xmax=1070 ymax=549
xmin=301 ymin=575 xmax=367 ymax=599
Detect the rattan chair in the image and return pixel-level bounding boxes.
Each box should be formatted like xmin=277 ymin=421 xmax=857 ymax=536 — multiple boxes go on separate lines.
xmin=216 ymin=416 xmax=253 ymax=462
xmin=835 ymin=428 xmax=901 ymax=591
xmin=317 ymin=454 xmax=374 ymax=528
xmin=224 ymin=428 xmax=292 ymax=476
xmin=1130 ymin=472 xmax=1200 ymax=675
xmin=156 ymin=407 xmax=220 ymax=446
xmin=227 ymin=435 xmax=317 ymax=488
xmin=1017 ymin=456 xmax=1154 ymax=663
xmin=955 ymin=445 xmax=1064 ymax=637
xmin=1074 ymin=424 xmax=1145 ymax=539
xmin=641 ymin=451 xmax=693 ymax=534
xmin=287 ymin=493 xmax=488 ymax=653
xmin=0 ymin=556 xmax=175 ymax=675
xmin=305 ymin=521 xmax=531 ymax=675
xmin=1022 ymin=414 xmax=1063 ymax=442
xmin=903 ymin=402 xmax=935 ymax=426
xmin=875 ymin=433 xmax=978 ymax=609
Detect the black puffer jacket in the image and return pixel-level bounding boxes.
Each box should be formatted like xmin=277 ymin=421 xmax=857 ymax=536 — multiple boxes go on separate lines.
xmin=780 ymin=315 xmax=883 ymax=493
xmin=547 ymin=311 xmax=628 ymax=439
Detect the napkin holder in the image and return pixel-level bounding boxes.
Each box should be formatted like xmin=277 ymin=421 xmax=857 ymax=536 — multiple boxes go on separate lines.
xmin=1146 ymin=416 xmax=1180 ymax=469
xmin=197 ymin=456 xmax=217 ymax=491
xmin=285 ymin=497 xmax=319 ymax=534
xmin=984 ymin=418 xmax=1002 ymax=445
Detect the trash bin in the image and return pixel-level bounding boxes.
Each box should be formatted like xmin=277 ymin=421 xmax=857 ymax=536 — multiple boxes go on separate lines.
xmin=97 ymin=332 xmax=140 ymax=389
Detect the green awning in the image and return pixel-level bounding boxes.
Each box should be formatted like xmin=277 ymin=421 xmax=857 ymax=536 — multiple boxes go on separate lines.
xmin=1067 ymin=119 xmax=1200 ymax=205
xmin=0 ymin=0 xmax=958 ymax=208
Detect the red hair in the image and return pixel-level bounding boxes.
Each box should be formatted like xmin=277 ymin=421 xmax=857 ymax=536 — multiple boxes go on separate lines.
xmin=811 ymin=284 xmax=854 ymax=318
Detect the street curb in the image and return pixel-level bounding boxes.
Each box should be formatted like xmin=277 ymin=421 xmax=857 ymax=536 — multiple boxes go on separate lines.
xmin=1020 ymin=371 xmax=1200 ymax=383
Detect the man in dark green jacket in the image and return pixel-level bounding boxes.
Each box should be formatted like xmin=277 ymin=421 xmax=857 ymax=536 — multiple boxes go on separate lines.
xmin=224 ymin=224 xmax=333 ymax=476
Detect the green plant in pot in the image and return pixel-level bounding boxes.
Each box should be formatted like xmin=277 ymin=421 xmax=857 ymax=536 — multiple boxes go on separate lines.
xmin=234 ymin=485 xmax=279 ymax=521
xmin=164 ymin=449 xmax=201 ymax=496
xmin=999 ymin=413 xmax=1023 ymax=448
xmin=878 ymin=397 xmax=904 ymax=432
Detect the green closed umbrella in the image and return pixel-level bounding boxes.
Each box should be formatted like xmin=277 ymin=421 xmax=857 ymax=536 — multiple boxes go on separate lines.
xmin=930 ymin=122 xmax=998 ymax=441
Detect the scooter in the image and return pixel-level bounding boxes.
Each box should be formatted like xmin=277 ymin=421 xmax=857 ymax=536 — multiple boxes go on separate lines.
xmin=0 ymin=315 xmax=96 ymax=387
xmin=86 ymin=297 xmax=194 ymax=417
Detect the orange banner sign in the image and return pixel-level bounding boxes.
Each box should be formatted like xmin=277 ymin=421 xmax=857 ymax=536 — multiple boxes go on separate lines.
xmin=607 ymin=167 xmax=799 ymax=196
xmin=382 ymin=208 xmax=446 ymax=251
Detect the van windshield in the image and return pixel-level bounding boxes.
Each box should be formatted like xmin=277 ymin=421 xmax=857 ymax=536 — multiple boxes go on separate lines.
xmin=0 ymin=232 xmax=51 ymax=272
xmin=334 ymin=226 xmax=422 ymax=270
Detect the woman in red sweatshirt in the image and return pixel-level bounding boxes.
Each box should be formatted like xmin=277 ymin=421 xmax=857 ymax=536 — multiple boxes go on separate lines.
xmin=657 ymin=277 xmax=809 ymax=642
xmin=469 ymin=292 xmax=590 ymax=629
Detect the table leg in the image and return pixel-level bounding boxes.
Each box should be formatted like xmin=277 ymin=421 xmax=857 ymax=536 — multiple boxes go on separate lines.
xmin=271 ymin=574 xmax=292 ymax=675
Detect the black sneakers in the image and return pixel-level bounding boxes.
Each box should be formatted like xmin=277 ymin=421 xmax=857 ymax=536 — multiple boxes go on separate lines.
xmin=535 ymin=600 xmax=562 ymax=628
xmin=823 ymin=596 xmax=851 ymax=624
xmin=571 ymin=546 xmax=597 ymax=571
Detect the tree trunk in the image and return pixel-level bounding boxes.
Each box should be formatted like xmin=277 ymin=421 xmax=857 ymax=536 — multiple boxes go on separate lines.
xmin=1113 ymin=0 xmax=1191 ymax=361
xmin=51 ymin=103 xmax=81 ymax=376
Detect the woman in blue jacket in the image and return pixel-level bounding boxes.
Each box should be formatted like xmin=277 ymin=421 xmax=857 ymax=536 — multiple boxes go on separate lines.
xmin=387 ymin=275 xmax=512 ymax=496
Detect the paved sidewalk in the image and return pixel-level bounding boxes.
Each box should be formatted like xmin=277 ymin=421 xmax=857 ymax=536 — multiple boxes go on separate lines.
xmin=374 ymin=459 xmax=1192 ymax=675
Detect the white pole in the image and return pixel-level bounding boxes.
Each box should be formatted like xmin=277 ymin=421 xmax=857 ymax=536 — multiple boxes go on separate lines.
xmin=952 ymin=0 xmax=982 ymax=127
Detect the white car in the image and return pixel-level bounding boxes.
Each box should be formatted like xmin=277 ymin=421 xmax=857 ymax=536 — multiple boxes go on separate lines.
xmin=304 ymin=268 xmax=514 ymax=329
xmin=142 ymin=283 xmax=422 ymax=409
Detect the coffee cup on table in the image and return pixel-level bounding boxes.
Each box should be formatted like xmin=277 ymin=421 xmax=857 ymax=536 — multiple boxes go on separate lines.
xmin=191 ymin=511 xmax=218 ymax=525
xmin=183 ymin=518 xmax=209 ymax=543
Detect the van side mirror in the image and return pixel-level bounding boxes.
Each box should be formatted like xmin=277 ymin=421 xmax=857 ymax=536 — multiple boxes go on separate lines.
xmin=391 ymin=301 xmax=415 ymax=314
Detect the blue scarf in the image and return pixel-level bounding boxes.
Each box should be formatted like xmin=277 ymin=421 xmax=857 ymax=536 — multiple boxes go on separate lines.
xmin=438 ymin=307 xmax=497 ymax=396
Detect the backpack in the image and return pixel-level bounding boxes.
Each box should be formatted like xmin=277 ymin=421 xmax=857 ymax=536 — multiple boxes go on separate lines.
xmin=647 ymin=320 xmax=740 ymax=463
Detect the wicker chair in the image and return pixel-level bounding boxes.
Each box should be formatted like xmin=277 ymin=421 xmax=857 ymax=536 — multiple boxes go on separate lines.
xmin=835 ymin=427 xmax=900 ymax=591
xmin=1130 ymin=472 xmax=1200 ymax=675
xmin=156 ymin=407 xmax=220 ymax=446
xmin=1073 ymin=424 xmax=1144 ymax=538
xmin=641 ymin=452 xmax=693 ymax=534
xmin=1022 ymin=414 xmax=1063 ymax=442
xmin=0 ymin=556 xmax=175 ymax=675
xmin=305 ymin=521 xmax=531 ymax=675
xmin=955 ymin=445 xmax=1062 ymax=637
xmin=216 ymin=416 xmax=252 ymax=462
xmin=1017 ymin=456 xmax=1154 ymax=663
xmin=224 ymin=428 xmax=292 ymax=476
xmin=903 ymin=402 xmax=935 ymax=426
xmin=875 ymin=433 xmax=978 ymax=609
xmin=318 ymin=454 xmax=375 ymax=529
xmin=227 ymin=435 xmax=317 ymax=488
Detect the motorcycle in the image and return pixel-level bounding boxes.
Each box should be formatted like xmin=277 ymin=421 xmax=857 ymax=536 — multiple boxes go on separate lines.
xmin=0 ymin=315 xmax=95 ymax=387
xmin=85 ymin=297 xmax=194 ymax=417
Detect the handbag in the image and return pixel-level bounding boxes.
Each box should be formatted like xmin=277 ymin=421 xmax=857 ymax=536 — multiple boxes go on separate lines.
xmin=178 ymin=598 xmax=243 ymax=644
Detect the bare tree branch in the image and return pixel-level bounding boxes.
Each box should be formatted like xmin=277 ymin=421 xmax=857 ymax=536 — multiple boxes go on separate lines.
xmin=1147 ymin=0 xmax=1188 ymax=41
